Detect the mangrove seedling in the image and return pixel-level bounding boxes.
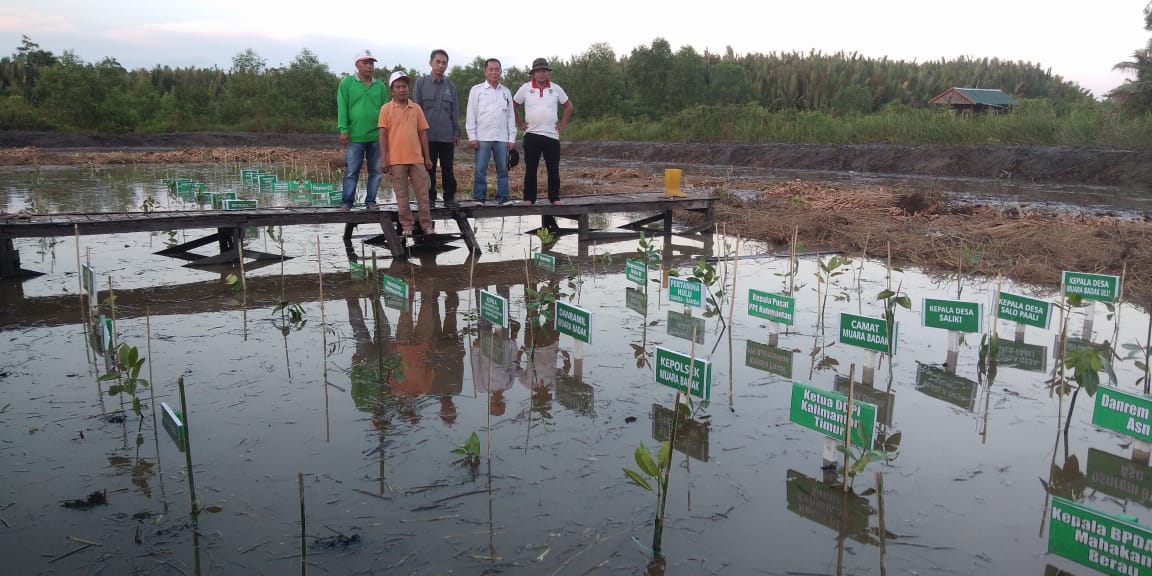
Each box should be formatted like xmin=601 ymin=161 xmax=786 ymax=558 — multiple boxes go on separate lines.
xmin=689 ymin=257 xmax=726 ymax=324
xmin=534 ymin=226 xmax=556 ymax=247
xmin=98 ymin=343 xmax=151 ymax=429
xmin=623 ymin=440 xmax=672 ymax=557
xmin=815 ymin=255 xmax=852 ymax=330
xmin=836 ymin=430 xmax=901 ymax=491
xmin=876 ymin=285 xmax=912 ymax=350
xmin=451 ymin=431 xmax=481 ymax=467
xmin=1049 ymin=293 xmax=1117 ymax=438
xmin=978 ymin=333 xmax=1000 ymax=379
xmin=272 ymin=301 xmax=307 ymax=335
xmin=637 ymin=232 xmax=662 ymax=270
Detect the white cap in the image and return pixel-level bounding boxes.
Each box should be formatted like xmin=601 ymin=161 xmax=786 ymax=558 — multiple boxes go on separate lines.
xmin=388 ymin=70 xmax=410 ymax=86
xmin=355 ymin=50 xmax=377 ymax=63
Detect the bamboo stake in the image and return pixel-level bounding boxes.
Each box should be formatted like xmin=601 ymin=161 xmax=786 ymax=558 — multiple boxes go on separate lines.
xmin=876 ymin=471 xmax=887 ymax=576
xmin=789 ymin=226 xmax=797 ymax=297
xmin=727 ymin=236 xmax=741 ymax=411
xmin=177 ymin=376 xmax=198 ymax=519
xmin=843 ymin=364 xmax=856 ymax=494
xmin=299 ymin=472 xmax=307 ymax=576
xmin=317 ymin=237 xmax=330 ymax=442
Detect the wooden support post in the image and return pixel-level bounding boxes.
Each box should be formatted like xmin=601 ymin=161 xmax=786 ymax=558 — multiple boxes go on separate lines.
xmin=577 ymin=215 xmax=589 ymax=241
xmin=454 ymin=213 xmax=480 ymax=255
xmin=0 ymin=236 xmax=41 ymax=278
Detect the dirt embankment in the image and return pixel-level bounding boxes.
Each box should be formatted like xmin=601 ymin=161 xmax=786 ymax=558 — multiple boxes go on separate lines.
xmin=3 ymin=131 xmax=1152 ymax=305
xmin=4 ymin=131 xmax=1152 ymax=186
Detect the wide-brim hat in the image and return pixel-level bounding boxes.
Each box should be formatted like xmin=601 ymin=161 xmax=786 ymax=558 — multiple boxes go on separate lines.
xmin=530 ymin=58 xmax=551 ymax=72
xmin=508 ymin=148 xmax=520 ymax=169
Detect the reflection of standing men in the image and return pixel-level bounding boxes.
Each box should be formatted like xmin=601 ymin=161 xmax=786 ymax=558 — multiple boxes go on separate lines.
xmin=513 ymin=58 xmax=573 ymax=205
xmin=337 ymin=50 xmax=389 ymax=211
xmin=392 ymin=287 xmax=441 ymax=398
xmin=346 ymin=296 xmax=392 ymax=413
xmin=471 ymin=320 xmax=520 ymax=416
xmin=431 ymin=290 xmax=465 ymax=426
xmin=413 ymin=49 xmax=461 ymax=208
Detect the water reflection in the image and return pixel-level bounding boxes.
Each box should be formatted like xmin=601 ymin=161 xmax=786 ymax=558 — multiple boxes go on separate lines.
xmin=11 ymin=165 xmax=1152 ymax=574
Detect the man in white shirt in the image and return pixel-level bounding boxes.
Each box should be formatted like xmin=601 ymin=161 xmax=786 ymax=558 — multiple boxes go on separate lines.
xmin=465 ymin=58 xmax=517 ymax=205
xmin=513 ymin=58 xmax=573 ymax=205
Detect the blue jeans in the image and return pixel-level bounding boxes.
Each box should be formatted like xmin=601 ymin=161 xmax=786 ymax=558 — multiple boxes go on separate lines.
xmin=472 ymin=141 xmax=509 ymax=202
xmin=341 ymin=141 xmax=383 ymax=207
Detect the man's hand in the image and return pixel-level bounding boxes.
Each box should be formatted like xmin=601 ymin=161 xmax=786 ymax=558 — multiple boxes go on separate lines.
xmin=506 ymin=142 xmax=514 ymax=151
xmin=381 ymin=162 xmax=390 ymax=174
xmin=469 ymin=140 xmax=478 ymax=150
xmin=453 ymin=136 xmax=460 ymax=146
xmin=340 ymin=134 xmax=350 ymax=147
xmin=424 ymin=159 xmax=433 ymax=170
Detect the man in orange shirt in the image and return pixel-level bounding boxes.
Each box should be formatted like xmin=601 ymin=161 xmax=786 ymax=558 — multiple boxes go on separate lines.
xmin=378 ymin=70 xmax=435 ymax=236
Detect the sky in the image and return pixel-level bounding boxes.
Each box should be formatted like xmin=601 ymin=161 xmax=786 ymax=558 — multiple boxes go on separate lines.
xmin=1 ymin=1 xmax=1148 ymax=98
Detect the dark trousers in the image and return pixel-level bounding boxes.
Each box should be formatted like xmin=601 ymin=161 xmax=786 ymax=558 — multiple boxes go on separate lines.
xmin=522 ymin=132 xmax=561 ymax=203
xmin=427 ymin=141 xmax=457 ymax=203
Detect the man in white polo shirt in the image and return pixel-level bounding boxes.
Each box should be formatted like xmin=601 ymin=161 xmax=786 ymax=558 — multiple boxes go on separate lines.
xmin=513 ymin=58 xmax=573 ymax=205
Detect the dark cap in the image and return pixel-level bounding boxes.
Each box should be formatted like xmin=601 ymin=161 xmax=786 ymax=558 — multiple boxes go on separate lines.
xmin=531 ymin=58 xmax=551 ymax=71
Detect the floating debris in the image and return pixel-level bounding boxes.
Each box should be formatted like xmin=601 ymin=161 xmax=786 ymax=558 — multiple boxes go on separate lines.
xmin=61 ymin=490 xmax=107 ymax=510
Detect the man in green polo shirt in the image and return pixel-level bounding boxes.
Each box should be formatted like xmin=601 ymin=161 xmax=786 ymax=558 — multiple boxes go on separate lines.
xmin=337 ymin=50 xmax=390 ymax=211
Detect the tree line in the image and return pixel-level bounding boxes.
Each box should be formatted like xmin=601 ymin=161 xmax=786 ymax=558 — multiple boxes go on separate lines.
xmin=0 ymin=32 xmax=1146 ymax=136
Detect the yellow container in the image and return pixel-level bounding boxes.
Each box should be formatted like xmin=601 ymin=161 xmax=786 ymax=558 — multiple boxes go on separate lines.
xmin=664 ymin=168 xmax=684 ymax=197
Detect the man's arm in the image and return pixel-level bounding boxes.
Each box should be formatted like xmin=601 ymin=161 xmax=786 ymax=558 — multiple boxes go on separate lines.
xmin=336 ymin=77 xmax=350 ymax=146
xmin=465 ymin=86 xmax=478 ymax=149
xmin=558 ymin=99 xmax=573 ymax=132
xmin=449 ymin=80 xmax=461 ymax=145
xmin=419 ymin=130 xmax=432 ymax=170
xmin=378 ymin=127 xmax=390 ymax=173
xmin=504 ymin=88 xmax=517 ymax=148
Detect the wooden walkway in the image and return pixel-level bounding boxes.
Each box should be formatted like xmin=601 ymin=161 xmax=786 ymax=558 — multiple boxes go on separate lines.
xmin=0 ymin=191 xmax=714 ymax=278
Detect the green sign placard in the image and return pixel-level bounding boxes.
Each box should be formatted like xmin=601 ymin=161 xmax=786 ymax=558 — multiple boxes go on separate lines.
xmin=997 ymin=292 xmax=1052 ymax=329
xmin=997 ymin=339 xmax=1048 ymax=372
xmin=1048 ymin=497 xmax=1152 ymax=576
xmin=915 ymin=364 xmax=977 ymax=411
xmin=478 ymin=328 xmax=509 ymax=364
xmin=161 ymin=402 xmax=186 ymax=452
xmin=833 ymin=375 xmax=895 ymax=427
xmin=654 ymin=346 xmax=712 ymax=399
xmin=381 ymin=275 xmax=408 ymax=302
xmin=922 ymin=298 xmax=982 ymax=333
xmin=535 ymin=252 xmax=556 ymax=272
xmin=788 ymin=381 xmax=877 ymax=449
xmin=667 ymin=310 xmax=705 ymax=344
xmin=625 ymin=287 xmax=647 ymax=316
xmin=745 ymin=340 xmax=793 ymax=379
xmin=98 ymin=314 xmax=114 ymax=351
xmin=668 ymin=277 xmax=704 ymax=308
xmin=1063 ymin=271 xmax=1121 ymax=303
xmin=748 ymin=289 xmax=795 ymax=326
xmin=839 ymin=313 xmax=896 ymax=354
xmin=625 ymin=259 xmax=647 ymax=286
xmin=1086 ymin=448 xmax=1152 ymax=509
xmin=222 ymin=198 xmax=258 ymax=210
xmin=555 ymin=301 xmax=592 ymax=344
xmin=1093 ymin=387 xmax=1152 ymax=443
xmin=478 ymin=289 xmax=509 ymax=329
xmin=651 ymin=404 xmax=710 ymax=462
xmin=81 ymin=263 xmax=96 ymax=295
xmin=786 ymin=469 xmax=873 ymax=544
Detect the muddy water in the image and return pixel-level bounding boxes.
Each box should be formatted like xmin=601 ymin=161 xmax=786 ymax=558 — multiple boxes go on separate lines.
xmin=2 ymin=166 xmax=1151 ymax=575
